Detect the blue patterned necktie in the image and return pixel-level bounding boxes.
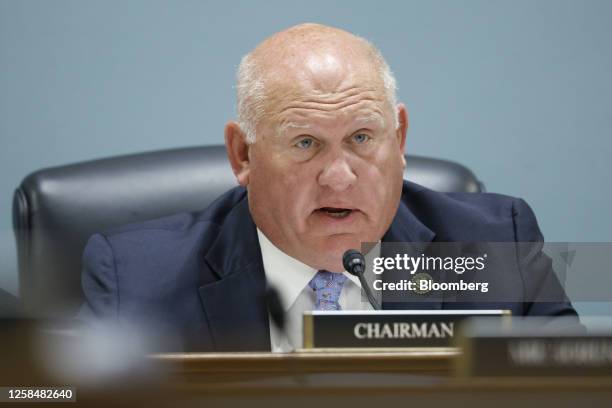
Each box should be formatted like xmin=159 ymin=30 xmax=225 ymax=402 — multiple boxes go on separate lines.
xmin=308 ymin=270 xmax=348 ymax=310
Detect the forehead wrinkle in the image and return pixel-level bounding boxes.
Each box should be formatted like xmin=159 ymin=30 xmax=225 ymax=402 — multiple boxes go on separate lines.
xmin=275 ymin=103 xmax=387 ymax=137
xmin=266 ymin=80 xmax=389 ymax=136
xmin=265 ymin=77 xmax=383 ymax=107
xmin=281 ymin=84 xmax=382 ymax=106
xmin=277 ymin=97 xmax=386 ymax=122
xmin=278 ymin=121 xmax=311 ymax=135
xmin=286 ymin=90 xmax=385 ymax=114
xmin=297 ymin=91 xmax=381 ymax=107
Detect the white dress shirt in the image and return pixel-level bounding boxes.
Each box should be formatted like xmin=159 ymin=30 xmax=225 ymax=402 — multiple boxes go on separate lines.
xmin=257 ymin=229 xmax=380 ymax=352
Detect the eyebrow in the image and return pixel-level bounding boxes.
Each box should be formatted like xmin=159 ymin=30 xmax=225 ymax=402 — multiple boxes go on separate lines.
xmin=278 ymin=113 xmax=385 ymax=136
xmin=354 ymin=112 xmax=385 ymax=128
xmin=278 ymin=121 xmax=312 ymax=135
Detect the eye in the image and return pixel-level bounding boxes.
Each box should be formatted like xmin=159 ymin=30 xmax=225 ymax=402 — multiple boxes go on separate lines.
xmin=353 ymin=133 xmax=370 ymax=144
xmin=295 ymin=137 xmax=315 ymax=149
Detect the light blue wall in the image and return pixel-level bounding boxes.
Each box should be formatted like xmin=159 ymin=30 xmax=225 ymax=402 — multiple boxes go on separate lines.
xmin=1 ymin=1 xmax=611 ymax=301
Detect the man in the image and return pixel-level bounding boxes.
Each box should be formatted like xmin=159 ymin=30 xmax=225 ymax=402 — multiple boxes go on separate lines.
xmin=79 ymin=24 xmax=577 ymax=352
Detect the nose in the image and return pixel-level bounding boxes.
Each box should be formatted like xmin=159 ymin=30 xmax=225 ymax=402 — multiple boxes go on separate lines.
xmin=318 ymin=153 xmax=357 ymax=192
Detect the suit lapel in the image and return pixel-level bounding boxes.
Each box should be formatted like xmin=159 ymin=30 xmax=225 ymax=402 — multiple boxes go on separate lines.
xmin=380 ymin=196 xmax=444 ymax=310
xmin=198 ymin=197 xmax=271 ymax=351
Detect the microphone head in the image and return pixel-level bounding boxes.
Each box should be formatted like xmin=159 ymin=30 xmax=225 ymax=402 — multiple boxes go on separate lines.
xmin=342 ymin=249 xmax=365 ymax=276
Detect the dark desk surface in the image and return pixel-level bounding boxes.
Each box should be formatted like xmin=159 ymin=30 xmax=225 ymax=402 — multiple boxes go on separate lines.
xmin=3 ymin=346 xmax=611 ymax=407
xmin=130 ymin=350 xmax=612 ymax=408
xmin=152 ymin=348 xmax=459 ymax=382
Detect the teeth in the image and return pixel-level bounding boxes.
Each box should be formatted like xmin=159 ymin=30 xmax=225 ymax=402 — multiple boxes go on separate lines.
xmin=327 ymin=211 xmax=349 ymax=218
xmin=321 ymin=208 xmax=351 ymax=218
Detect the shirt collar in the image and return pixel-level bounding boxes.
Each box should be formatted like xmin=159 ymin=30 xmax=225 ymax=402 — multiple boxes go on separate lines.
xmin=256 ymin=228 xmax=362 ymax=311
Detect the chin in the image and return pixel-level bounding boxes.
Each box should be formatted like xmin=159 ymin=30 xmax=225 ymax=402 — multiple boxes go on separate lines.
xmin=314 ymin=255 xmax=345 ymax=273
xmin=310 ymin=234 xmax=364 ymax=271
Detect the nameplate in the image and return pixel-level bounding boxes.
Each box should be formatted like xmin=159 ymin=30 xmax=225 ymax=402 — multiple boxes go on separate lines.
xmin=302 ymin=310 xmax=509 ymax=349
xmin=457 ymin=319 xmax=612 ymax=377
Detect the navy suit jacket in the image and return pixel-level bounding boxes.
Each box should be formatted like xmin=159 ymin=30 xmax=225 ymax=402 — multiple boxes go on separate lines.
xmin=78 ymin=181 xmax=578 ymax=351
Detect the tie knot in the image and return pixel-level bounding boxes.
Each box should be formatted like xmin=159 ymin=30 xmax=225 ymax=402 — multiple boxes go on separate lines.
xmin=308 ymin=270 xmax=348 ymax=310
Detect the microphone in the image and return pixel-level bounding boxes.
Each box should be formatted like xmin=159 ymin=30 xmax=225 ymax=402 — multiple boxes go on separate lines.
xmin=343 ymin=249 xmax=381 ymax=310
xmin=264 ymin=285 xmax=286 ymax=333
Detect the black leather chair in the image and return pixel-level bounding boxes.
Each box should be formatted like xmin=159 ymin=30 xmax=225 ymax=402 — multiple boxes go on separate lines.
xmin=0 ymin=288 xmax=20 ymax=318
xmin=13 ymin=145 xmax=484 ymax=318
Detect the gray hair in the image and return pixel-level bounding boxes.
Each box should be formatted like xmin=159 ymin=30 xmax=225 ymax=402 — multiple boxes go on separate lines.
xmin=236 ymin=36 xmax=399 ymax=144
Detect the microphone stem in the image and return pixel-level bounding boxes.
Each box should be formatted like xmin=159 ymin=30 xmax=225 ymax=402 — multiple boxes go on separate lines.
xmin=356 ymin=273 xmax=381 ymax=310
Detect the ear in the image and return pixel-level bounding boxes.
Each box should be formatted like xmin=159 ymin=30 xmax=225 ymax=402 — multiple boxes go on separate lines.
xmin=396 ymin=103 xmax=409 ymax=167
xmin=224 ymin=121 xmax=251 ymax=186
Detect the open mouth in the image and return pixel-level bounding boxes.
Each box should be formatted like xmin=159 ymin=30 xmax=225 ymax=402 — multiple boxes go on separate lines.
xmin=316 ymin=207 xmax=353 ymax=219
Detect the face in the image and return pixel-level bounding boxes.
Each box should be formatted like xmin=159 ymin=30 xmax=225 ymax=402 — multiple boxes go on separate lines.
xmin=227 ymin=54 xmax=407 ymax=272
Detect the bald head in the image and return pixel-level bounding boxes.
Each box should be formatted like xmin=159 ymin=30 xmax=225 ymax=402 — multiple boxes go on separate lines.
xmin=236 ymin=24 xmax=398 ymax=143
